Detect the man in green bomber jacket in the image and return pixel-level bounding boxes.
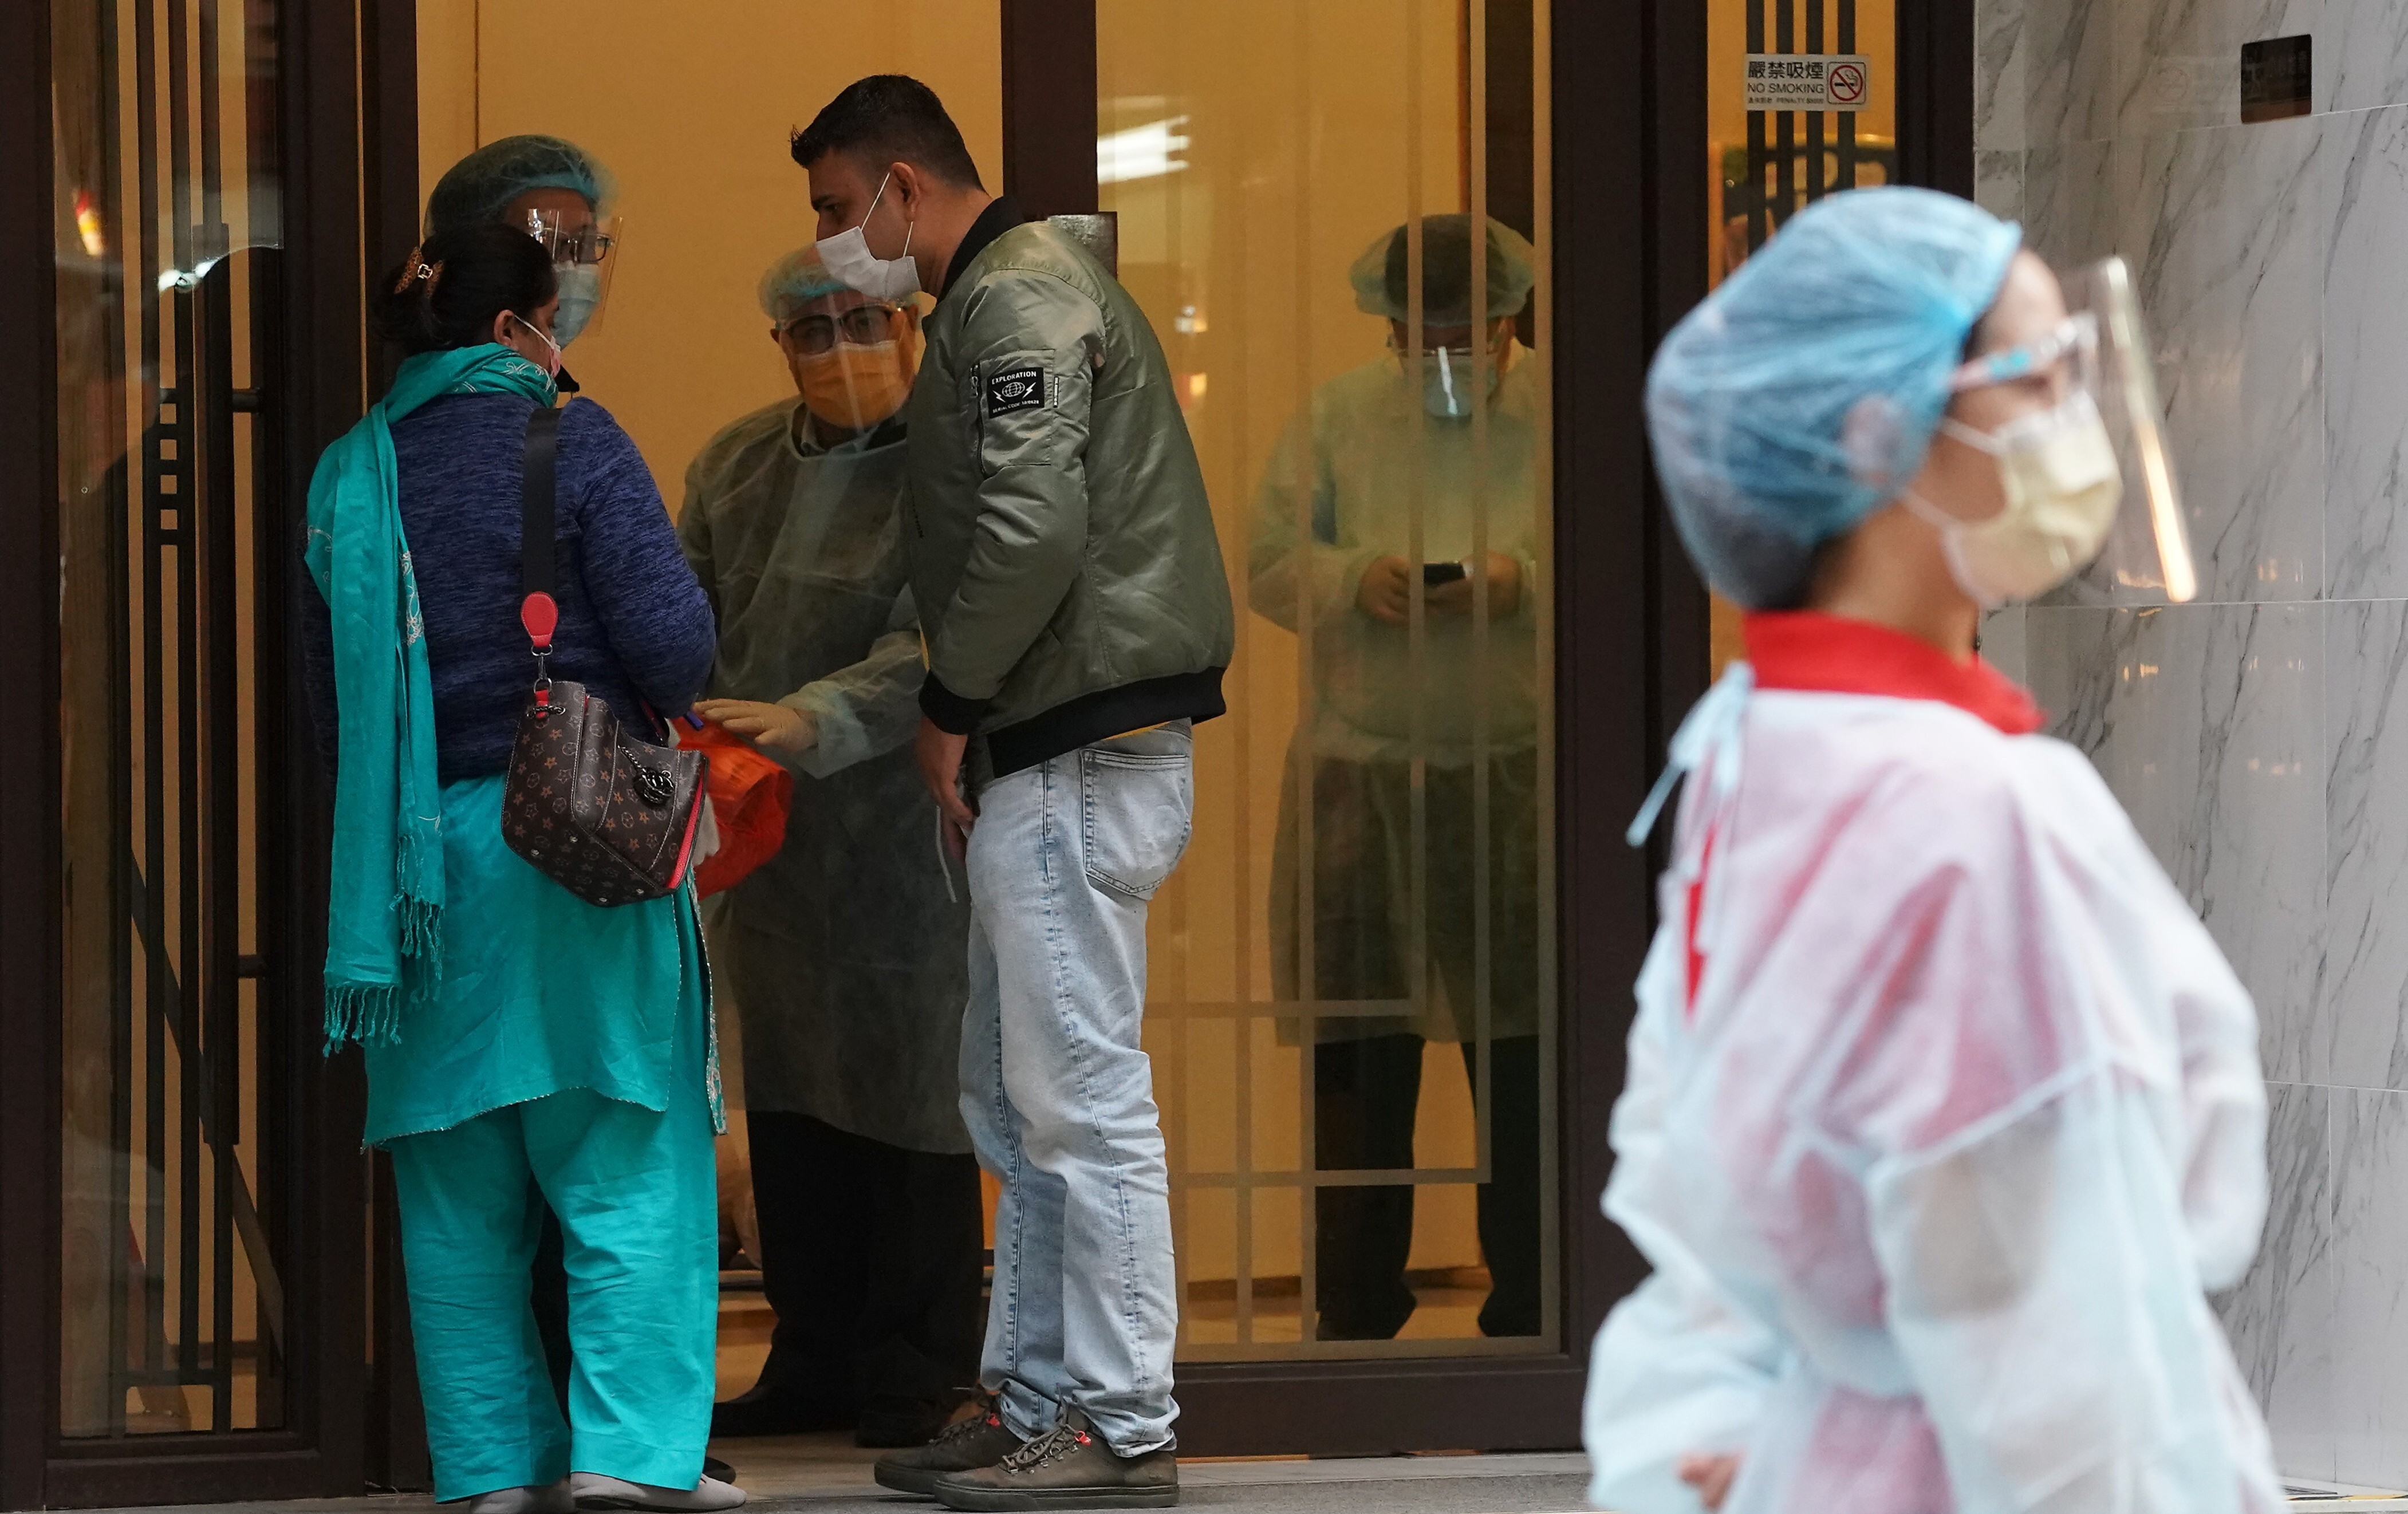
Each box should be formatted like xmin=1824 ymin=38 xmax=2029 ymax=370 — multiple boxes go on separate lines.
xmin=793 ymin=75 xmax=1233 ymax=1514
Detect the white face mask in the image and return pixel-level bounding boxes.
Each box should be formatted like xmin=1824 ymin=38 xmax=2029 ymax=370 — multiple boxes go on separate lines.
xmin=1903 ymin=391 xmax=2124 ymax=608
xmin=814 ymin=172 xmax=921 ymax=303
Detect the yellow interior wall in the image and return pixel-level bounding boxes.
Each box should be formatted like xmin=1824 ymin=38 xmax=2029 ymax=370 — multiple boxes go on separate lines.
xmin=415 ymin=0 xmax=1002 ymax=504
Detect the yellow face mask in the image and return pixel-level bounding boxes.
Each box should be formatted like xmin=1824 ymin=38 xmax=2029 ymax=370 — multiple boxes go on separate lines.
xmin=790 ymin=316 xmax=924 ymax=432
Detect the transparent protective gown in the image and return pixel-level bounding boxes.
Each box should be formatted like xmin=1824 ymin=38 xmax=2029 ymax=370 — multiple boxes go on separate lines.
xmin=1584 ymin=614 xmax=2280 ymax=1514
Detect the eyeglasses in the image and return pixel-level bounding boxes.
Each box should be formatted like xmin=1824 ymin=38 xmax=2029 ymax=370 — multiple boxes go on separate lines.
xmin=777 ymin=303 xmax=905 ymax=355
xmin=1950 ymin=313 xmax=2096 ymax=393
xmin=549 ymin=228 xmax=615 ymax=267
xmin=523 ymin=208 xmax=617 ymax=267
xmin=1385 ymin=318 xmax=1514 ymax=357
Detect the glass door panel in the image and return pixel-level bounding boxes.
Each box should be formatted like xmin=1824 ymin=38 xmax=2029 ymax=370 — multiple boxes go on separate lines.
xmin=53 ymin=0 xmax=291 ymax=1438
xmin=1099 ymin=0 xmax=1557 ymax=1363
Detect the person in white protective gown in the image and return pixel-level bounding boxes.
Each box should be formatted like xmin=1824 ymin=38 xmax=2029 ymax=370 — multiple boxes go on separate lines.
xmin=1582 ymin=186 xmax=2280 ymax=1514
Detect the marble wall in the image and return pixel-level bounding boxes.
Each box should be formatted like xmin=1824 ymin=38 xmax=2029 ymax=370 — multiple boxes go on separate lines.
xmin=1976 ymin=0 xmax=2408 ymax=1487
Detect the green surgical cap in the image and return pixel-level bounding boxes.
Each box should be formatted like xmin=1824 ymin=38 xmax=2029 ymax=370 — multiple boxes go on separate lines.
xmin=424 ymin=135 xmax=612 ymax=238
xmin=757 ymin=246 xmax=853 ymax=326
xmin=1350 ymin=214 xmax=1537 ymax=324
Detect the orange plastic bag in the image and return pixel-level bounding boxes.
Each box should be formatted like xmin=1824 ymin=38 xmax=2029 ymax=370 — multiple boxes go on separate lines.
xmin=679 ymin=720 xmax=793 ymax=898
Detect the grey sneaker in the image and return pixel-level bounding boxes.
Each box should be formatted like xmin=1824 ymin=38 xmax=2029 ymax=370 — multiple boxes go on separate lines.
xmin=931 ymin=1413 xmax=1177 ymax=1511
xmin=874 ymin=1391 xmax=1022 ymax=1497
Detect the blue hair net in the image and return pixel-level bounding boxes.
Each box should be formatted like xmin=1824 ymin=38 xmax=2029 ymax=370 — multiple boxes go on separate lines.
xmin=424 ymin=135 xmax=612 ymax=238
xmin=1646 ymin=187 xmax=2023 ymax=608
xmin=757 ymin=246 xmax=853 ymax=326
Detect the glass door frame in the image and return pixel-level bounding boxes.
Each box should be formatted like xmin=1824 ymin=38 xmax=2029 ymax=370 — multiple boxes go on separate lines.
xmin=1003 ymin=0 xmax=1685 ymax=1453
xmin=0 ymin=0 xmax=424 ymax=1504
xmin=998 ymin=0 xmax=1971 ymax=1455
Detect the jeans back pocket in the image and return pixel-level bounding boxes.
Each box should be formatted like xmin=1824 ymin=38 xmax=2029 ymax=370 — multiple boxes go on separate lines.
xmin=1079 ymin=747 xmax=1194 ymax=901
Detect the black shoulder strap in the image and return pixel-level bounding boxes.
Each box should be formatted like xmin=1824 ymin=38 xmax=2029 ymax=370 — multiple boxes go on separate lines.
xmin=521 ymin=405 xmax=562 ymax=598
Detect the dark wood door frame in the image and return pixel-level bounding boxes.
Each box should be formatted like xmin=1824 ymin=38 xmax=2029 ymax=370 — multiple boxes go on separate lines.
xmin=1001 ymin=0 xmax=1099 ymax=219
xmin=1898 ymin=2 xmax=1978 ymax=198
xmin=0 ymin=0 xmax=68 ymax=1501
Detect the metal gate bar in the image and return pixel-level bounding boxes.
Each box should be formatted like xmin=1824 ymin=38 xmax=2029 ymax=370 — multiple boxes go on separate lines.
xmin=1745 ymin=0 xmax=1766 ymax=249
xmin=1804 ymin=0 xmax=1823 ymax=202
xmin=1743 ymin=0 xmax=1865 ymax=252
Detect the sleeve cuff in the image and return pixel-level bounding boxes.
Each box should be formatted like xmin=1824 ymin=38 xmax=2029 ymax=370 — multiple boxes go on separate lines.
xmin=919 ymin=672 xmax=990 ymax=736
xmin=782 ymin=686 xmax=865 ymax=780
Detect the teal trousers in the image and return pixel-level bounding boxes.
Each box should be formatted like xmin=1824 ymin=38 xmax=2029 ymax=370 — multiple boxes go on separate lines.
xmin=389 ymin=1016 xmax=717 ymax=1501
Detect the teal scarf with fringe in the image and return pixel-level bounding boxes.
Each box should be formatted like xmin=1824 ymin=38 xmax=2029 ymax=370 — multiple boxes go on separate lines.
xmin=304 ymin=344 xmax=558 ymax=1050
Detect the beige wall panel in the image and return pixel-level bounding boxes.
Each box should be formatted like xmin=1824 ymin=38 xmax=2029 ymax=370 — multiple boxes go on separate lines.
xmin=415 ymin=0 xmax=478 ymax=209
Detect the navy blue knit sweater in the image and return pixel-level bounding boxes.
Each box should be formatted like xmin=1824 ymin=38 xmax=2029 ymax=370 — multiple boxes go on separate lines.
xmin=302 ymin=393 xmax=717 ymax=784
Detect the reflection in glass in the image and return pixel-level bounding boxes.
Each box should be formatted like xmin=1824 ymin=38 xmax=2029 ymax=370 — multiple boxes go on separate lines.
xmin=1252 ymin=215 xmax=1543 ymax=1343
xmin=54 ymin=0 xmax=288 ymax=1436
xmin=1102 ymin=0 xmax=1555 ymax=1362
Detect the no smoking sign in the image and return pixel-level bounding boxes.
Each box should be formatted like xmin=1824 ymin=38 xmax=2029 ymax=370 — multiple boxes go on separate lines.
xmin=1745 ymin=53 xmax=1873 ymax=112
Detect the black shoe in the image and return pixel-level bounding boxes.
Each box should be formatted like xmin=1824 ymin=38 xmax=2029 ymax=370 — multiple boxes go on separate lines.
xmin=858 ymin=1394 xmax=954 ymax=1449
xmin=930 ymin=1413 xmax=1177 ymax=1511
xmin=700 ymin=1458 xmax=736 ymax=1485
xmin=873 ymin=1392 xmax=1021 ymax=1497
xmin=708 ymin=1378 xmax=857 ymax=1438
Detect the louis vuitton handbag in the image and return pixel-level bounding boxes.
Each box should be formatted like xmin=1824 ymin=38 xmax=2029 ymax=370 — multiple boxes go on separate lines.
xmin=500 ymin=406 xmax=708 ymax=906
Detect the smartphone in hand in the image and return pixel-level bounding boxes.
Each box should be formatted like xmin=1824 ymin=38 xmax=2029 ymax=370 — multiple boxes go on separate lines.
xmin=1422 ymin=561 xmax=1468 ymax=586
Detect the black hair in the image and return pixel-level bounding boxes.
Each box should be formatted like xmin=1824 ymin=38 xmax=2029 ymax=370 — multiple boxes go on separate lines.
xmin=371 ymin=222 xmax=557 ymax=356
xmin=790 ymin=74 xmax=984 ymax=190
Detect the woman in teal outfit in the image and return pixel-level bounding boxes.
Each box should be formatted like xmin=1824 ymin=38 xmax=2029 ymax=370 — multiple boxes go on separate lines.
xmin=300 ymin=222 xmax=737 ymax=1514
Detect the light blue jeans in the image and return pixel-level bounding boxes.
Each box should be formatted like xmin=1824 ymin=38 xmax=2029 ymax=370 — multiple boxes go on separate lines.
xmin=960 ymin=724 xmax=1193 ymax=1455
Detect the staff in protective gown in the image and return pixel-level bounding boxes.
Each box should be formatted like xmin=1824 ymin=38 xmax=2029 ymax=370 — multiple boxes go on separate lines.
xmin=681 ymin=248 xmax=981 ymax=1447
xmin=1582 ymin=187 xmax=2281 ymax=1514
xmin=1250 ymin=215 xmax=1543 ymax=1341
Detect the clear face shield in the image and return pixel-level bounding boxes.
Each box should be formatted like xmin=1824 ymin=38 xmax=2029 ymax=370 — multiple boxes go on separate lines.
xmin=524 ymin=206 xmax=621 ymax=344
xmin=1947 ymin=255 xmax=2197 ymax=604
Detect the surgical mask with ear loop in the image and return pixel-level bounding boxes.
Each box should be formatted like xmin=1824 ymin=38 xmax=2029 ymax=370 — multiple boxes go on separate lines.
xmin=815 ymin=172 xmax=923 ymax=303
xmin=1902 ymin=390 xmax=2123 ymax=608
xmin=506 ymin=310 xmax=563 ymax=381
